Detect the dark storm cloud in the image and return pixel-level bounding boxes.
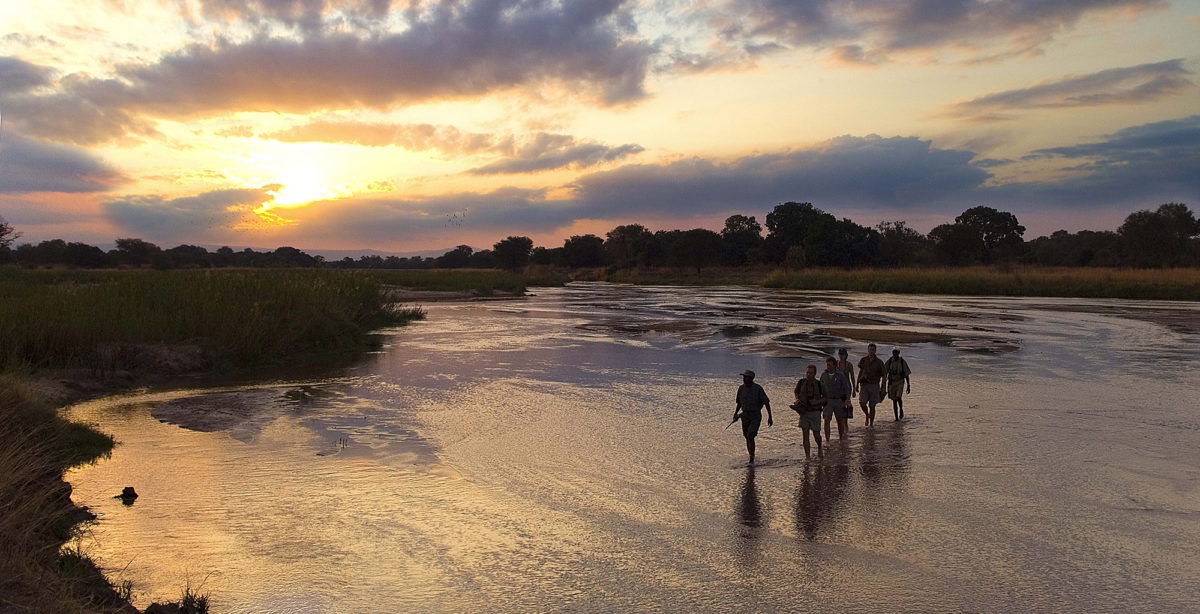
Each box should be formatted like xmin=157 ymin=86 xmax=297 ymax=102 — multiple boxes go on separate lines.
xmin=720 ymin=0 xmax=1164 ymax=61
xmin=988 ymin=115 xmax=1200 ymax=205
xmin=568 ymin=134 xmax=988 ymax=216
xmin=0 ymin=133 xmax=124 ymax=193
xmin=103 ymin=187 xmax=275 ymax=237
xmin=13 ymin=0 xmax=652 ymax=144
xmin=261 ymin=120 xmax=642 ymax=173
xmin=945 ymin=60 xmax=1194 ymax=120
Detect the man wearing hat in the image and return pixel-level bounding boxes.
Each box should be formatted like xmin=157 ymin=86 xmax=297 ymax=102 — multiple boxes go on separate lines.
xmin=884 ymin=348 xmax=912 ymax=420
xmin=733 ymin=369 xmax=773 ymax=464
xmin=857 ymin=343 xmax=885 ymax=427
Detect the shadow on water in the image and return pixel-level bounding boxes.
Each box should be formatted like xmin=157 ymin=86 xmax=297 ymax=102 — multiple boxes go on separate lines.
xmin=858 ymin=422 xmax=911 ymax=490
xmin=735 ymin=466 xmax=764 ymax=564
xmin=795 ymin=458 xmax=852 ymax=541
xmin=794 ymin=424 xmax=911 ymax=541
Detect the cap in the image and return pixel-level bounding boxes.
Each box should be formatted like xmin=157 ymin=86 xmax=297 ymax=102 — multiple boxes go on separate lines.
xmin=739 ymin=369 xmax=755 ymax=378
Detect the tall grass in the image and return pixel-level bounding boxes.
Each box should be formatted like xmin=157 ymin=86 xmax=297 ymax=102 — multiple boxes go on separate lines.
xmin=0 ymin=375 xmax=129 ymax=613
xmin=0 ymin=268 xmax=422 ymax=371
xmin=764 ymin=267 xmax=1200 ymax=300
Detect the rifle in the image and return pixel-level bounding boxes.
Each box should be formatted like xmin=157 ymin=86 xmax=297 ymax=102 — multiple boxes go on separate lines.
xmin=725 ymin=412 xmax=741 ymax=430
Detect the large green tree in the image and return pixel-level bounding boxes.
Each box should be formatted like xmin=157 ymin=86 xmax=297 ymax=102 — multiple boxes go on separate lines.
xmin=1119 ymin=203 xmax=1200 ymax=267
xmin=720 ymin=214 xmax=763 ymax=266
xmin=954 ymin=206 xmax=1026 ymax=263
xmin=604 ymin=224 xmax=654 ymax=269
xmin=492 ymin=235 xmax=533 ymax=270
xmin=562 ymin=234 xmax=605 ymax=268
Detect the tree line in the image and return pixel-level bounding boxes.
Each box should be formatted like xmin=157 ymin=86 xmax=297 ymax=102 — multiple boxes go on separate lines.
xmin=2 ymin=202 xmax=1197 ymax=271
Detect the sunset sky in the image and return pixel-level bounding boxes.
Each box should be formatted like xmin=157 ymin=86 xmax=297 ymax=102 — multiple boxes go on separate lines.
xmin=1 ymin=0 xmax=1197 ymax=253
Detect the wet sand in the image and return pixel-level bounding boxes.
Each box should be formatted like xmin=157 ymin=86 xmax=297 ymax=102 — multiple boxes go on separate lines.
xmin=67 ymin=284 xmax=1200 ymax=612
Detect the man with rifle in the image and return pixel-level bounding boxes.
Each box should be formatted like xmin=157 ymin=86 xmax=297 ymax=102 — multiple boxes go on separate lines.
xmin=731 ymin=369 xmax=773 ymax=465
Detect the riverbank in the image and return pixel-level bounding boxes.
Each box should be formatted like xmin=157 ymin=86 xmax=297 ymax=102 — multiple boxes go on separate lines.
xmin=552 ymin=265 xmax=1200 ymax=300
xmin=0 ymin=268 xmax=426 ymax=611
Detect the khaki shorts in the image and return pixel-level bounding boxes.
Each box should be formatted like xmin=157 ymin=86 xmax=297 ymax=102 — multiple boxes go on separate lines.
xmin=859 ymin=382 xmax=882 ymax=405
xmin=800 ymin=411 xmax=822 ymax=431
xmin=888 ymin=380 xmax=905 ymax=400
xmin=823 ymin=399 xmax=852 ymax=419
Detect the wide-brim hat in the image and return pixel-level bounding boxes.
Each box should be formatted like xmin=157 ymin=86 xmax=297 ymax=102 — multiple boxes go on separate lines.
xmin=739 ymin=369 xmax=755 ymax=378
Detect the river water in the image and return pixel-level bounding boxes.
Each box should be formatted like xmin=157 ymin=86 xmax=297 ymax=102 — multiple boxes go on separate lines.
xmin=67 ymin=284 xmax=1200 ymax=612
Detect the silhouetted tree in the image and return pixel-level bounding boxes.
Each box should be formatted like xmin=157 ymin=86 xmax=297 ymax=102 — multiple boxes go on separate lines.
xmin=929 ymin=223 xmax=984 ymax=265
xmin=876 ymin=221 xmax=930 ymax=266
xmin=955 ymin=206 xmax=1025 ymax=263
xmin=1022 ymin=230 xmax=1121 ymax=267
xmin=64 ymin=242 xmax=112 ymax=267
xmin=436 ymin=245 xmax=474 ymax=268
xmin=270 ymin=246 xmax=318 ymax=267
xmin=530 ymin=246 xmax=565 ymax=266
xmin=665 ymin=228 xmax=722 ymax=271
xmin=604 ymin=224 xmax=654 ymax=269
xmin=562 ymin=234 xmax=605 ymax=268
xmin=764 ymin=202 xmax=878 ymax=267
xmin=468 ymin=249 xmax=495 ymax=268
xmin=492 ymin=236 xmax=534 ymax=270
xmin=1119 ymin=203 xmax=1199 ymax=267
xmin=114 ymin=238 xmax=163 ymax=267
xmin=0 ymin=216 xmax=19 ymax=251
xmin=720 ymin=214 xmax=764 ymax=266
xmin=166 ymin=244 xmax=211 ymax=268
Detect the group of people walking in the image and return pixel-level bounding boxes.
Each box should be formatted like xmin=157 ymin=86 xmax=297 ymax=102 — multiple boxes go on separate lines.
xmin=731 ymin=343 xmax=912 ymax=463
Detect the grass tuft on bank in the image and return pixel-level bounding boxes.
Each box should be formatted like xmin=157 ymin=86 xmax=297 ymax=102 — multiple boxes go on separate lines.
xmin=0 ymin=268 xmax=424 ymax=372
xmin=764 ymin=266 xmax=1200 ymax=300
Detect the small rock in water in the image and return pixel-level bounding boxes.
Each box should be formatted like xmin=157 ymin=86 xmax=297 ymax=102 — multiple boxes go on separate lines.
xmin=115 ymin=486 xmax=138 ymax=505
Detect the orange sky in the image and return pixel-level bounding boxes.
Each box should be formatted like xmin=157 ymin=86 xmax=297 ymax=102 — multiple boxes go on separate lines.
xmin=1 ymin=0 xmax=1197 ymax=253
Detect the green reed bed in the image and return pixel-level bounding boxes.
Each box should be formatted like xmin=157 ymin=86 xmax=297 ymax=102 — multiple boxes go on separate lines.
xmin=0 ymin=268 xmax=423 ymax=371
xmin=763 ymin=267 xmax=1200 ymax=300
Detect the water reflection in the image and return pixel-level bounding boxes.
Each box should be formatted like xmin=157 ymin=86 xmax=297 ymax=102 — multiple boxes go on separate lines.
xmin=735 ymin=467 xmax=764 ymax=565
xmin=795 ymin=459 xmax=852 ymax=541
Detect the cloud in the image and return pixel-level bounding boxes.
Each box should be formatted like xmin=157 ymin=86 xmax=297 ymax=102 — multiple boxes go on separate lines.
xmin=466 ymin=134 xmax=644 ymax=174
xmin=235 ymin=133 xmax=991 ymax=246
xmin=0 ymin=133 xmax=125 ymax=193
xmin=103 ymin=187 xmax=276 ymax=239
xmin=0 ymin=56 xmax=53 ymax=93
xmin=991 ymin=115 xmax=1200 ymax=204
xmin=260 ymin=120 xmax=643 ymax=173
xmin=262 ymin=121 xmax=499 ymax=152
xmin=944 ymin=59 xmax=1194 ymax=120
xmin=717 ymin=0 xmax=1165 ymax=62
xmin=92 ymin=120 xmax=1199 ymax=247
xmin=11 ymin=1 xmax=654 ymax=144
xmin=568 ymin=134 xmax=988 ymax=216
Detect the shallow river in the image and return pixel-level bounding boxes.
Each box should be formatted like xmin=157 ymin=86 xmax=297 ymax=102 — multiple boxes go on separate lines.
xmin=67 ymin=284 xmax=1200 ymax=612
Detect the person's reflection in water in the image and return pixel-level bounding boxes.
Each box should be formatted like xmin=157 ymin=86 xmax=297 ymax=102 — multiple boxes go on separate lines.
xmin=734 ymin=466 xmax=764 ymax=565
xmin=794 ymin=460 xmax=853 ymax=541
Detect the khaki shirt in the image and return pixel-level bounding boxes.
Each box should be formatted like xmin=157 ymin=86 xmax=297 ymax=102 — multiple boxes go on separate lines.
xmin=736 ymin=383 xmax=770 ymax=412
xmin=820 ymin=370 xmax=852 ymax=400
xmin=794 ymin=378 xmax=825 ymax=411
xmin=858 ymin=355 xmax=885 ymax=384
xmin=885 ymin=357 xmax=911 ymax=379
